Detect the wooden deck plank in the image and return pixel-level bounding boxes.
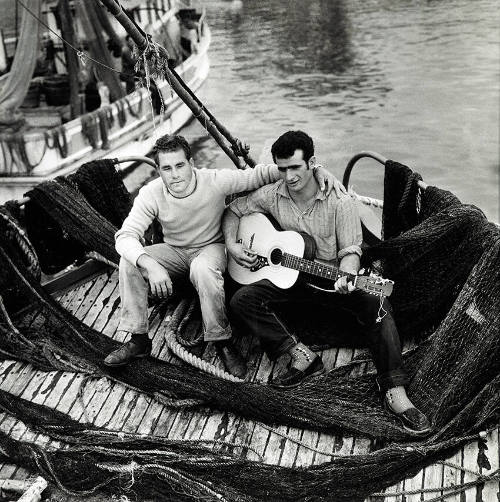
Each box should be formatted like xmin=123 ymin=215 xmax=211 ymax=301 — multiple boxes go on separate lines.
xmin=52 ymin=273 xmax=121 ymax=427
xmin=290 ymin=349 xmax=333 ymax=468
xmin=462 ymin=440 xmax=480 ymax=501
xmin=441 ymin=448 xmax=462 ymax=502
xmin=69 ymin=271 xmax=115 ymax=320
xmin=56 ymin=278 xmax=97 ymax=307
xmin=61 ymin=277 xmax=101 ymax=314
xmin=401 ymin=468 xmax=425 ymax=502
xmin=56 ymin=280 xmax=126 ymax=427
xmin=480 ymin=429 xmax=499 ymax=502
xmin=312 ymin=348 xmax=342 ymax=466
xmin=242 ymin=351 xmax=277 ymax=460
xmin=130 ymin=306 xmax=183 ymax=438
xmin=190 ymin=334 xmax=256 ymax=453
xmin=11 ymin=466 xmax=32 ymax=480
xmin=136 ymin=400 xmax=167 ymax=435
xmin=208 ymin=337 xmax=264 ymax=460
xmin=0 ymin=269 xmax=497 ymax=502
xmin=246 ymin=345 xmax=291 ymax=465
xmin=95 ymin=303 xmax=174 ymax=435
xmin=118 ymin=305 xmax=184 ymax=437
xmin=0 ymin=464 xmax=17 ymax=479
xmin=422 ymin=462 xmax=444 ymax=500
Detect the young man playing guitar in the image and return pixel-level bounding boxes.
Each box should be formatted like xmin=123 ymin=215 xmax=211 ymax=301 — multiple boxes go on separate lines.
xmin=222 ymin=130 xmax=430 ymax=434
xmin=104 ymin=134 xmax=342 ymax=379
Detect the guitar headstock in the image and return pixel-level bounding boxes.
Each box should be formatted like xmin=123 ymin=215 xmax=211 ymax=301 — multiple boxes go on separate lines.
xmin=355 ymin=274 xmax=394 ymax=297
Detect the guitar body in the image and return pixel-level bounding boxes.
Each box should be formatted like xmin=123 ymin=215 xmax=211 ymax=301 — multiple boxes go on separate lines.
xmin=228 ymin=213 xmax=310 ymax=289
xmin=228 ymin=213 xmax=394 ymax=297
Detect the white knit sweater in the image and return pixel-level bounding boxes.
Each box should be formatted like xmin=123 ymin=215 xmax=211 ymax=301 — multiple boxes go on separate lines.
xmin=115 ymin=164 xmax=279 ymax=266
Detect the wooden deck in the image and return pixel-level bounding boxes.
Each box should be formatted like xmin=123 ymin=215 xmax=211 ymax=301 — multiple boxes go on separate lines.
xmin=0 ymin=268 xmax=498 ymax=501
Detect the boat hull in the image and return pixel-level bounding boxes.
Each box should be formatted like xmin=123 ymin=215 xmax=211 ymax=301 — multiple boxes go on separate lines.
xmin=0 ymin=11 xmax=210 ymax=202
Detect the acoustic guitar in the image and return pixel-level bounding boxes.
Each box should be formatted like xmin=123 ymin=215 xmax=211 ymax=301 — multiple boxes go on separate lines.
xmin=228 ymin=213 xmax=394 ymax=298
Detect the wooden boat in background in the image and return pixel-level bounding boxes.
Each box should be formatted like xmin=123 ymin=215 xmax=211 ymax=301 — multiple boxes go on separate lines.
xmin=0 ymin=0 xmax=210 ymax=203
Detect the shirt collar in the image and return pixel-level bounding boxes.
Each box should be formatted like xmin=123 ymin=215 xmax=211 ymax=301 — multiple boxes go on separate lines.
xmin=276 ymin=179 xmax=327 ymax=201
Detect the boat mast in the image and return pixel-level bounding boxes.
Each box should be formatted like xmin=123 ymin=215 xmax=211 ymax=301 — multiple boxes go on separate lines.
xmin=98 ymin=0 xmax=256 ymax=169
xmin=57 ymin=0 xmax=80 ymax=120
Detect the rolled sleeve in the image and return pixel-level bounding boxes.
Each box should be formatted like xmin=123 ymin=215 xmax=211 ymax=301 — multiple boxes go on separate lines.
xmin=336 ymin=196 xmax=363 ymax=259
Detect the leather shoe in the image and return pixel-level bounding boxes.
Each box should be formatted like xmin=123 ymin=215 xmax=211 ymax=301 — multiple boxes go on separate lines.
xmin=104 ymin=336 xmax=152 ymax=367
xmin=384 ymin=396 xmax=432 ymax=435
xmin=215 ymin=341 xmax=247 ymax=379
xmin=271 ymin=355 xmax=325 ymax=389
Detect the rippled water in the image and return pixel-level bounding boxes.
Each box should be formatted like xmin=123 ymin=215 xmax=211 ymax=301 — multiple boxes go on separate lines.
xmin=1 ymin=0 xmax=498 ymax=220
xmin=185 ymin=0 xmax=499 ymax=221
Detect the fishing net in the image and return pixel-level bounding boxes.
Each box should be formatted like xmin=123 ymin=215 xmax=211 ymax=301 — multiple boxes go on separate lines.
xmin=0 ymin=160 xmax=498 ymax=501
xmin=23 ymin=160 xmax=128 ymax=275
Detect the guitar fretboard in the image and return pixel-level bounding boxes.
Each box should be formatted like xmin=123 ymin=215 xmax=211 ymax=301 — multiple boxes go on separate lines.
xmin=282 ymin=253 xmax=355 ymax=283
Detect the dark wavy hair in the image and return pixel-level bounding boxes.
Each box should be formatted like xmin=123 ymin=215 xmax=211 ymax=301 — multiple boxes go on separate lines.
xmin=151 ymin=134 xmax=192 ymax=166
xmin=271 ymin=130 xmax=314 ymax=164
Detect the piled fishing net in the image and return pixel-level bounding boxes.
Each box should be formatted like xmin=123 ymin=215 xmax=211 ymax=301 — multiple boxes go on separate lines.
xmin=0 ymin=160 xmax=498 ymax=501
xmin=0 ymin=389 xmax=493 ymax=502
xmin=23 ymin=160 xmax=128 ymax=274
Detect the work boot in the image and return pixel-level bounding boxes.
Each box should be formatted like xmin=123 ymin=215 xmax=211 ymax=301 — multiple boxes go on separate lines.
xmin=384 ymin=386 xmax=432 ymax=435
xmin=214 ymin=340 xmax=247 ymax=379
xmin=104 ymin=332 xmax=152 ymax=367
xmin=271 ymin=342 xmax=325 ymax=389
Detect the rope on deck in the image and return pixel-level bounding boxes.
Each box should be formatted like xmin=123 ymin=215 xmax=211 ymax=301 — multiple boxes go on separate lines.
xmin=370 ymin=470 xmax=500 ymax=500
xmin=163 ymin=298 xmax=244 ymax=383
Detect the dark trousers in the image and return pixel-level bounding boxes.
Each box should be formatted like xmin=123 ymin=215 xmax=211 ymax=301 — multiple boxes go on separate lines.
xmin=229 ymin=280 xmax=408 ymax=392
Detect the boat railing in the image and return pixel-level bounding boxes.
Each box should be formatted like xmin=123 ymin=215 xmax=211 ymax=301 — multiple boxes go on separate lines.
xmin=343 ymin=151 xmax=428 ymax=209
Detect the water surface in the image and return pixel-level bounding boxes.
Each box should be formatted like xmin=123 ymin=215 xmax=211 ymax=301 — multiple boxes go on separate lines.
xmin=1 ymin=0 xmax=498 ymax=220
xmin=188 ymin=0 xmax=499 ymax=221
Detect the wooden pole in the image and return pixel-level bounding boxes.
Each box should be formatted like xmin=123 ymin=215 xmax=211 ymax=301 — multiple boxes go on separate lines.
xmin=77 ymin=0 xmax=125 ymax=102
xmin=57 ymin=0 xmax=80 ymax=119
xmin=98 ymin=0 xmax=255 ymax=169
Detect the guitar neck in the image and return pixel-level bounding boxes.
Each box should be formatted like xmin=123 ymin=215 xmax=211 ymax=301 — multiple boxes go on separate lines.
xmin=281 ymin=253 xmax=354 ymax=283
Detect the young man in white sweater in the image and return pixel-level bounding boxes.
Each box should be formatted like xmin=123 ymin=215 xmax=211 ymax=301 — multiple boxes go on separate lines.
xmin=104 ymin=134 xmax=343 ymax=377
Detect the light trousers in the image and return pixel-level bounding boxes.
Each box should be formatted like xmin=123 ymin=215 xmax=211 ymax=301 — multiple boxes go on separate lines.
xmin=118 ymin=242 xmax=231 ymax=342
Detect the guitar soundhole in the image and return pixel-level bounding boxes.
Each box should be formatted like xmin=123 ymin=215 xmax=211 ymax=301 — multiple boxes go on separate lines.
xmin=269 ymin=248 xmax=283 ymax=265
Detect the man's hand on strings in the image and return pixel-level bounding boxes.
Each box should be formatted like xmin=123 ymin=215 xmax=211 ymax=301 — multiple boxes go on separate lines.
xmin=227 ymin=241 xmax=258 ymax=269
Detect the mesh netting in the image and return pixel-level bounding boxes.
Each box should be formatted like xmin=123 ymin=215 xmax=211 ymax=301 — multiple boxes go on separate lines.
xmin=0 ymin=160 xmax=498 ymax=500
xmin=23 ymin=159 xmax=130 ymax=275
xmin=0 ymin=389 xmax=488 ymax=502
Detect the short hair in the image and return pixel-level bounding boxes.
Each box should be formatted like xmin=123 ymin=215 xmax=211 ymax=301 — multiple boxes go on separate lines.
xmin=151 ymin=134 xmax=191 ymax=165
xmin=271 ymin=130 xmax=314 ymax=164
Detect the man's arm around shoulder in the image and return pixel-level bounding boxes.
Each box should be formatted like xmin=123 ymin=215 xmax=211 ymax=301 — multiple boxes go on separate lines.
xmin=214 ymin=164 xmax=279 ymax=196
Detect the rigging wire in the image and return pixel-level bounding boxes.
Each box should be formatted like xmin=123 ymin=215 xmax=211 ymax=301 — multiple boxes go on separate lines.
xmin=16 ymin=0 xmax=134 ymax=79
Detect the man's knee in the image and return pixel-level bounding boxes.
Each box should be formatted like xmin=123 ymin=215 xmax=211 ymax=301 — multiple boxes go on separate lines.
xmin=119 ymin=257 xmax=141 ymax=279
xmin=189 ymin=257 xmax=224 ymax=288
xmin=230 ymin=286 xmax=263 ymax=317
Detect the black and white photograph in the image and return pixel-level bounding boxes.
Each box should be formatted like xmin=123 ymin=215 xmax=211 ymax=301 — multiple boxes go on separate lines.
xmin=0 ymin=0 xmax=498 ymax=500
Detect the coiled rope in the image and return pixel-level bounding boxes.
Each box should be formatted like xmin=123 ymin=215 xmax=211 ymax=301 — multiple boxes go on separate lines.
xmin=163 ymin=298 xmax=244 ymax=383
xmin=176 ymin=298 xmax=203 ymax=348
